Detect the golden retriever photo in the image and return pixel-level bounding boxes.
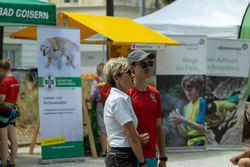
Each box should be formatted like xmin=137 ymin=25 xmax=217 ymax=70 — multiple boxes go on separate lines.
xmin=40 ymin=37 xmax=79 ymax=69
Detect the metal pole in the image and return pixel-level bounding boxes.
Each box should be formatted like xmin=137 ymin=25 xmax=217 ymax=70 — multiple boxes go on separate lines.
xmin=106 ymin=0 xmax=114 ymax=61
xmin=155 ymin=0 xmax=160 ymax=9
xmin=106 ymin=0 xmax=114 ymax=16
xmin=140 ymin=0 xmax=145 ymax=16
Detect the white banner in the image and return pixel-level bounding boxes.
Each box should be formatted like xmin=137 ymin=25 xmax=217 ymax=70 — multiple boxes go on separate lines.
xmin=157 ymin=36 xmax=207 ymax=75
xmin=157 ymin=36 xmax=250 ymax=148
xmin=37 ymin=27 xmax=83 ymax=160
xmin=206 ymin=38 xmax=250 ymax=77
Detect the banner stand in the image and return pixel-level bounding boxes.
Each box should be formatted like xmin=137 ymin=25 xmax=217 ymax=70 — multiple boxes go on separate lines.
xmin=38 ymin=156 xmax=84 ymax=165
xmin=165 ymin=145 xmax=247 ymax=153
xmin=29 ymin=115 xmax=40 ymax=155
xmin=206 ymin=145 xmax=247 ymax=151
xmin=28 ymin=82 xmax=98 ymax=160
xmin=157 ymin=36 xmax=250 ymax=150
xmin=165 ymin=146 xmax=207 ymax=153
xmin=81 ymin=79 xmax=98 ymax=159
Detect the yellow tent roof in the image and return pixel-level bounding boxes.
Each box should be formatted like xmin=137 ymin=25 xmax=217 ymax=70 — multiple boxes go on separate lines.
xmin=9 ymin=12 xmax=179 ymax=45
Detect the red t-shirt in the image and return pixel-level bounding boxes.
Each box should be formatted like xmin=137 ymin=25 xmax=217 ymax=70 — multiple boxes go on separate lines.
xmin=127 ymin=85 xmax=162 ymax=158
xmin=0 ymin=76 xmax=20 ymax=109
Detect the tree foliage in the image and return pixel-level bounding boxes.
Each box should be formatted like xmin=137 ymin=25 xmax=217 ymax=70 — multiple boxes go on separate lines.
xmin=162 ymin=0 xmax=175 ymax=5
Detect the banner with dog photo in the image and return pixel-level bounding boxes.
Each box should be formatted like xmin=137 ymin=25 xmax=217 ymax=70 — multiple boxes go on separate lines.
xmin=37 ymin=27 xmax=84 ymax=160
xmin=205 ymin=38 xmax=250 ymax=146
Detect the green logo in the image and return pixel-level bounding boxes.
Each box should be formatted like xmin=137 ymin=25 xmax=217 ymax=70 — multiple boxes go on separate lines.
xmin=199 ymin=39 xmax=205 ymax=45
xmin=242 ymin=43 xmax=248 ymax=50
xmin=43 ymin=74 xmax=56 ymax=89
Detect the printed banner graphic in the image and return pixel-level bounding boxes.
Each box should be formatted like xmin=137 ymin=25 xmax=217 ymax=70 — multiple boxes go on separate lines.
xmin=157 ymin=36 xmax=250 ymax=148
xmin=37 ymin=27 xmax=83 ymax=160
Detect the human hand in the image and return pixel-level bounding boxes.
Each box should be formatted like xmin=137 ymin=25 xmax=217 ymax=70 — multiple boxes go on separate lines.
xmin=140 ymin=133 xmax=150 ymax=143
xmin=169 ymin=109 xmax=185 ymax=125
xmin=246 ymin=108 xmax=250 ymax=122
xmin=229 ymin=156 xmax=238 ymax=165
xmin=158 ymin=160 xmax=166 ymax=167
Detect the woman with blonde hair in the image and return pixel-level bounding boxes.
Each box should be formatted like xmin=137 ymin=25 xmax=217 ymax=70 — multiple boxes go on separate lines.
xmin=103 ymin=57 xmax=148 ymax=167
xmin=0 ymin=59 xmax=20 ymax=167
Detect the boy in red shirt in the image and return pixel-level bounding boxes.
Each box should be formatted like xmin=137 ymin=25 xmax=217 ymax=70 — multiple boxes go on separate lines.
xmin=127 ymin=50 xmax=167 ymax=167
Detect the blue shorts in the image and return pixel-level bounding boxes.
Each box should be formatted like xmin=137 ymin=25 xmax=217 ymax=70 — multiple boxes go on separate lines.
xmin=0 ymin=109 xmax=16 ymax=128
xmin=137 ymin=157 xmax=158 ymax=167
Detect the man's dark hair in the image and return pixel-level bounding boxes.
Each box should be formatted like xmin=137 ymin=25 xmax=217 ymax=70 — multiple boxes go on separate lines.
xmin=181 ymin=75 xmax=204 ymax=91
xmin=204 ymin=93 xmax=217 ymax=102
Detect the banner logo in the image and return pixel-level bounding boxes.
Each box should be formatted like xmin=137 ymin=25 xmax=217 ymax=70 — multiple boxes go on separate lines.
xmin=43 ymin=74 xmax=56 ymax=89
xmin=199 ymin=39 xmax=205 ymax=45
xmin=242 ymin=43 xmax=248 ymax=50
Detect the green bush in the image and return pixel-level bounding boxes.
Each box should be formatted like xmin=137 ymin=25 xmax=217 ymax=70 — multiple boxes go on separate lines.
xmin=16 ymin=79 xmax=39 ymax=129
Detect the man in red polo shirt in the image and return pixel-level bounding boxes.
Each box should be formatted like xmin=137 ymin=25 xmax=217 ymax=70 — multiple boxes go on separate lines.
xmin=127 ymin=50 xmax=167 ymax=167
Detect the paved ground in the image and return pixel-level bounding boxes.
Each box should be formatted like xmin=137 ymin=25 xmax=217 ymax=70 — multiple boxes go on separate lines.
xmin=14 ymin=146 xmax=248 ymax=167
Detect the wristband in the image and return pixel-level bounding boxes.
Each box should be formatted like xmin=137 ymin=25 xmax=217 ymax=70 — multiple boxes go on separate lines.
xmin=159 ymin=156 xmax=168 ymax=161
xmin=235 ymin=156 xmax=239 ymax=163
xmin=139 ymin=161 xmax=146 ymax=166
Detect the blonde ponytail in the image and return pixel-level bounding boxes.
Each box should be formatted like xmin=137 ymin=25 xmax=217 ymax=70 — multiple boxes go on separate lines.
xmin=0 ymin=58 xmax=11 ymax=71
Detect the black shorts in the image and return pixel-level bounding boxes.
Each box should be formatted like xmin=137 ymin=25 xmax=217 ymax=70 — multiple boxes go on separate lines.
xmin=0 ymin=109 xmax=16 ymax=128
xmin=105 ymin=147 xmax=137 ymax=167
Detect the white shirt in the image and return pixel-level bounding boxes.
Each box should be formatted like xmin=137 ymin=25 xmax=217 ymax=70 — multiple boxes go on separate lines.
xmin=104 ymin=87 xmax=138 ymax=148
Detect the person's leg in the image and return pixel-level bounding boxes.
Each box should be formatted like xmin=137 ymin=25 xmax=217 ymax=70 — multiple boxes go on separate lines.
xmin=100 ymin=133 xmax=107 ymax=155
xmin=238 ymin=158 xmax=250 ymax=167
xmin=7 ymin=124 xmax=17 ymax=166
xmin=96 ymin=102 xmax=107 ymax=155
xmin=0 ymin=126 xmax=8 ymax=166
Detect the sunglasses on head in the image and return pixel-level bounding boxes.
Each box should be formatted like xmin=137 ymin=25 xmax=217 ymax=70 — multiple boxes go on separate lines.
xmin=135 ymin=61 xmax=154 ymax=68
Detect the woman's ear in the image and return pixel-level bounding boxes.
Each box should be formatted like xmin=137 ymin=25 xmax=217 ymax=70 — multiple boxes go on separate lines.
xmin=113 ymin=76 xmax=119 ymax=84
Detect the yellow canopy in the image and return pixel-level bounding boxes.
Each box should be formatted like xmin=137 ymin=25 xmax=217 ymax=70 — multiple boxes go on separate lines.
xmin=9 ymin=12 xmax=179 ymax=45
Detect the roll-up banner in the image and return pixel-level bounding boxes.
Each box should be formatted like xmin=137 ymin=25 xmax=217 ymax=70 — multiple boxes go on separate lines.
xmin=157 ymin=36 xmax=250 ymax=149
xmin=37 ymin=27 xmax=84 ymax=160
xmin=157 ymin=36 xmax=207 ymax=148
xmin=205 ymin=39 xmax=249 ymax=146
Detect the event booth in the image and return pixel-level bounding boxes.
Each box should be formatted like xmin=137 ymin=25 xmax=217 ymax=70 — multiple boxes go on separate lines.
xmin=9 ymin=12 xmax=178 ymax=162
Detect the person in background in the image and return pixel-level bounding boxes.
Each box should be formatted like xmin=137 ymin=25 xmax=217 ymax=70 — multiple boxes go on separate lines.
xmin=230 ymin=146 xmax=250 ymax=167
xmin=90 ymin=62 xmax=107 ymax=157
xmin=169 ymin=75 xmax=206 ymax=147
xmin=127 ymin=50 xmax=167 ymax=167
xmin=0 ymin=59 xmax=20 ymax=167
xmin=103 ymin=57 xmax=149 ymax=167
xmin=205 ymin=100 xmax=237 ymax=128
